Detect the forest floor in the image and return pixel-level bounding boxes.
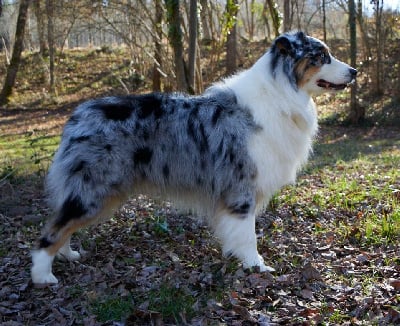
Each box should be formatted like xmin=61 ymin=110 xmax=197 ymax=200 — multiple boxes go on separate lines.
xmin=0 ymin=46 xmax=400 ymax=325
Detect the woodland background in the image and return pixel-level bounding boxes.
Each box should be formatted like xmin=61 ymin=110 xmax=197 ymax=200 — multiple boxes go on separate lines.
xmin=0 ymin=1 xmax=399 ymax=325
xmin=0 ymin=0 xmax=399 ymax=123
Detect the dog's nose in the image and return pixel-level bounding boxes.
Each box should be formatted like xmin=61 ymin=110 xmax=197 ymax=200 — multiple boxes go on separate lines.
xmin=349 ymin=68 xmax=357 ymax=77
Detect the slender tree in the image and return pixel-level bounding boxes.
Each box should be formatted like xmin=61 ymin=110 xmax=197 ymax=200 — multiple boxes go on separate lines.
xmin=348 ymin=0 xmax=363 ymax=123
xmin=322 ymin=0 xmax=326 ymax=43
xmin=0 ymin=0 xmax=31 ymax=105
xmin=33 ymin=0 xmax=48 ymax=56
xmin=225 ymin=0 xmax=239 ymax=75
xmin=199 ymin=0 xmax=212 ymax=40
xmin=265 ymin=0 xmax=280 ymax=38
xmin=165 ymin=0 xmax=188 ymax=91
xmin=396 ymin=39 xmax=400 ymax=101
xmin=244 ymin=0 xmax=256 ymax=40
xmin=283 ymin=0 xmax=290 ymax=32
xmin=372 ymin=0 xmax=384 ymax=95
xmin=356 ymin=0 xmax=372 ymax=61
xmin=46 ymin=0 xmax=55 ymax=93
xmin=188 ymin=0 xmax=197 ymax=93
xmin=153 ymin=0 xmax=163 ymax=92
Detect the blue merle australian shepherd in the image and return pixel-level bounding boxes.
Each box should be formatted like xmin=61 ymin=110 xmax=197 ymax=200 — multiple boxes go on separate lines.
xmin=32 ymin=31 xmax=357 ymax=284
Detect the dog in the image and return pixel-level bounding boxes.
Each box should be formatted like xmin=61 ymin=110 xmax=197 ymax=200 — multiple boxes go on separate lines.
xmin=31 ymin=31 xmax=357 ymax=284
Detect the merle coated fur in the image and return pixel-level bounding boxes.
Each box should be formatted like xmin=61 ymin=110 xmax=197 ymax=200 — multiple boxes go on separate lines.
xmin=41 ymin=90 xmax=259 ymax=249
xmin=32 ymin=31 xmax=357 ymax=284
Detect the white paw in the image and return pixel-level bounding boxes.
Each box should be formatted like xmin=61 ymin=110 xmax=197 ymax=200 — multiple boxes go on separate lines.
xmin=258 ymin=262 xmax=276 ymax=273
xmin=243 ymin=254 xmax=275 ymax=272
xmin=58 ymin=249 xmax=81 ymax=261
xmin=31 ymin=249 xmax=58 ymax=284
xmin=31 ymin=270 xmax=59 ymax=284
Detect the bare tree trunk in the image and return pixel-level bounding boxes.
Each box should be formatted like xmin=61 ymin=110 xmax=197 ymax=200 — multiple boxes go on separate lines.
xmin=283 ymin=0 xmax=290 ymax=32
xmin=33 ymin=0 xmax=48 ymax=56
xmin=348 ymin=0 xmax=363 ymax=124
xmin=374 ymin=0 xmax=383 ymax=96
xmin=244 ymin=0 xmax=255 ymax=40
xmin=153 ymin=0 xmax=163 ymax=92
xmin=188 ymin=0 xmax=197 ymax=93
xmin=261 ymin=2 xmax=271 ymax=39
xmin=265 ymin=0 xmax=280 ymax=38
xmin=225 ymin=0 xmax=238 ymax=75
xmin=0 ymin=0 xmax=31 ymax=105
xmin=250 ymin=0 xmax=255 ymax=40
xmin=322 ymin=0 xmax=326 ymax=43
xmin=397 ymin=39 xmax=400 ymax=101
xmin=46 ymin=0 xmax=55 ymax=93
xmin=195 ymin=44 xmax=203 ymax=93
xmin=199 ymin=0 xmax=211 ymax=41
xmin=356 ymin=0 xmax=372 ymax=61
xmin=165 ymin=0 xmax=188 ymax=91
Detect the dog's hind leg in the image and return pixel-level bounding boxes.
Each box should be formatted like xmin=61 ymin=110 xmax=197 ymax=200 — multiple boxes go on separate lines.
xmin=31 ymin=195 xmax=123 ymax=284
xmin=31 ymin=216 xmax=93 ymax=284
xmin=31 ymin=221 xmax=87 ymax=284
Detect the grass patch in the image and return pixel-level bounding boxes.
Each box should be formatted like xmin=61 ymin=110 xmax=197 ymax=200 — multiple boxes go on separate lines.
xmin=276 ymin=132 xmax=400 ymax=246
xmin=144 ymin=283 xmax=197 ymax=323
xmin=0 ymin=132 xmax=59 ymax=178
xmin=90 ymin=294 xmax=134 ymax=323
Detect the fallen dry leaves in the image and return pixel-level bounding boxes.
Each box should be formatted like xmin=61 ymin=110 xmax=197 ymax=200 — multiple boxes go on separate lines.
xmin=1 ymin=191 xmax=399 ymax=325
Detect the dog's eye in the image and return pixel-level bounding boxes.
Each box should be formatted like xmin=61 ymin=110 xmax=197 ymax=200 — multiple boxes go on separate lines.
xmin=320 ymin=53 xmax=325 ymax=60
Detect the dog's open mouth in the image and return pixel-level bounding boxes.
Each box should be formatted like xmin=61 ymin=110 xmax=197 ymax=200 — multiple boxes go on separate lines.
xmin=317 ymin=79 xmax=349 ymax=90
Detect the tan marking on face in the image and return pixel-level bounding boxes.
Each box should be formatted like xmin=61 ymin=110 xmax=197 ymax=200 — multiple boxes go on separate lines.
xmin=295 ymin=58 xmax=321 ymax=88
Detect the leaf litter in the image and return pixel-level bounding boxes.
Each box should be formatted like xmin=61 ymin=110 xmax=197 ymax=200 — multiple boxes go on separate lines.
xmin=0 ymin=127 xmax=399 ymax=325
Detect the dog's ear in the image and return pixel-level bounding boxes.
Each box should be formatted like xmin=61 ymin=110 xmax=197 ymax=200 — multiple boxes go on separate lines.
xmin=274 ymin=36 xmax=294 ymax=57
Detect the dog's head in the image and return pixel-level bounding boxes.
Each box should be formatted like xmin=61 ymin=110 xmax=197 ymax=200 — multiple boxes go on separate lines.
xmin=270 ymin=31 xmax=357 ymax=95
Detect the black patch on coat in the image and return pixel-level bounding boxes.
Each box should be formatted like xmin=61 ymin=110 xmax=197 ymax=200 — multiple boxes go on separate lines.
xmin=83 ymin=173 xmax=91 ymax=183
xmin=229 ymin=202 xmax=251 ymax=216
xmin=104 ymin=144 xmax=112 ymax=152
xmin=39 ymin=237 xmax=53 ymax=248
xmin=66 ymin=115 xmax=80 ymax=126
xmin=71 ymin=135 xmax=91 ymax=143
xmin=162 ymin=164 xmax=170 ymax=178
xmin=187 ymin=118 xmax=197 ymax=143
xmin=211 ymin=180 xmax=216 ymax=193
xmin=137 ymin=94 xmax=164 ymax=119
xmin=183 ymin=101 xmax=191 ymax=109
xmin=200 ymin=159 xmax=206 ymax=170
xmin=224 ymin=147 xmax=236 ymax=164
xmin=69 ymin=161 xmax=91 ymax=183
xmin=71 ymin=160 xmax=86 ymax=173
xmin=187 ymin=107 xmax=209 ymax=154
xmin=142 ymin=129 xmax=150 ymax=141
xmin=133 ymin=147 xmax=153 ymax=165
xmin=63 ymin=135 xmax=91 ymax=156
xmin=198 ymin=123 xmax=209 ymax=153
xmin=98 ymin=102 xmax=134 ymax=121
xmin=121 ymin=129 xmax=130 ymax=138
xmin=55 ymin=195 xmax=88 ymax=228
xmin=212 ymin=105 xmax=224 ymax=126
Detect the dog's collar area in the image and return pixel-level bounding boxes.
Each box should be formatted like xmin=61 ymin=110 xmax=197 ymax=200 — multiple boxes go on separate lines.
xmin=316 ymin=79 xmax=348 ymax=90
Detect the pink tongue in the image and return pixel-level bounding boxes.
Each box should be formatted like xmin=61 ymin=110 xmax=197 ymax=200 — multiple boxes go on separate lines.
xmin=317 ymin=80 xmax=331 ymax=88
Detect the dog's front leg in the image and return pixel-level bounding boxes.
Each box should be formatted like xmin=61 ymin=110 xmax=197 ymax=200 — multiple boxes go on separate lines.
xmin=214 ymin=212 xmax=275 ymax=272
